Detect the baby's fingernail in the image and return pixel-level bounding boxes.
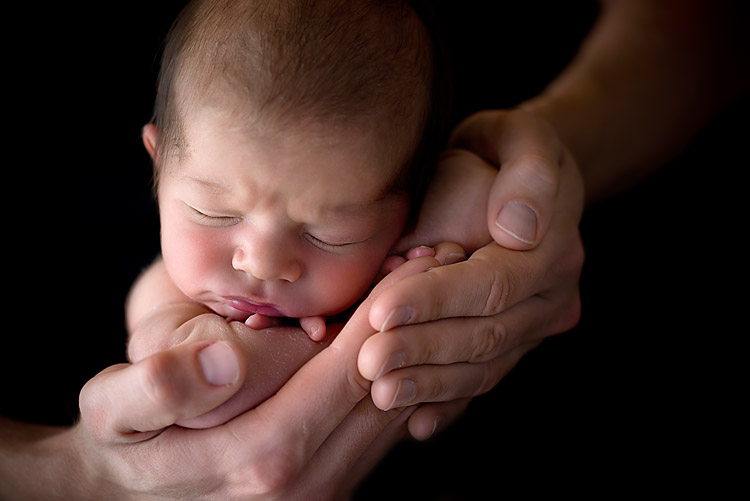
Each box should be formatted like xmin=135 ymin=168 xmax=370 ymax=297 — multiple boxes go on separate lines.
xmin=406 ymin=246 xmax=435 ymax=260
xmin=306 ymin=320 xmax=326 ymax=342
xmin=198 ymin=342 xmax=240 ymax=386
xmin=495 ymin=201 xmax=537 ymax=245
xmin=310 ymin=324 xmax=323 ymax=341
xmin=379 ymin=306 xmax=414 ymax=332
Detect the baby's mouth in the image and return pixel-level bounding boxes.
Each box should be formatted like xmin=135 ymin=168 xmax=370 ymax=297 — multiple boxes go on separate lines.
xmin=222 ymin=296 xmax=287 ymax=318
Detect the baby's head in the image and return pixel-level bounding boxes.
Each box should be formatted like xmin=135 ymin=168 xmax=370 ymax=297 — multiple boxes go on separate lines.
xmin=145 ymin=0 xmax=447 ymax=322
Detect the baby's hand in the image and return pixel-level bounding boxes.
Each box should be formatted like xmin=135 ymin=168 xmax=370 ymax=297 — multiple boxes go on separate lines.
xmin=379 ymin=243 xmax=466 ymax=280
xmin=299 ymin=316 xmax=326 ymax=342
xmin=244 ymin=313 xmax=283 ymax=331
xmin=245 ymin=313 xmax=327 ymax=342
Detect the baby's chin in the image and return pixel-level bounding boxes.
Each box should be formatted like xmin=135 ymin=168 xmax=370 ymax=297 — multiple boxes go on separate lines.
xmin=176 ymin=323 xmax=336 ymax=429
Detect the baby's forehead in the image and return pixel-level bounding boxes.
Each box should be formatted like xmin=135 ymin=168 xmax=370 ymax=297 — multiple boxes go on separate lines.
xmin=172 ymin=108 xmax=408 ymax=189
xmin=185 ymin=104 xmax=413 ymax=170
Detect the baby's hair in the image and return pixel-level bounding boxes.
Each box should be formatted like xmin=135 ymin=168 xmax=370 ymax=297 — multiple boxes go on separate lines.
xmin=151 ymin=0 xmax=450 ymax=211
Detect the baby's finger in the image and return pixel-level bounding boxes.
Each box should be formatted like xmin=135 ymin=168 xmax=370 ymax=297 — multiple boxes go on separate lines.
xmin=431 ymin=241 xmax=465 ymax=265
xmin=404 ymin=246 xmax=435 ymax=260
xmin=380 ymin=255 xmax=406 ymax=275
xmin=299 ymin=316 xmax=327 ymax=341
xmin=245 ymin=313 xmax=283 ymax=330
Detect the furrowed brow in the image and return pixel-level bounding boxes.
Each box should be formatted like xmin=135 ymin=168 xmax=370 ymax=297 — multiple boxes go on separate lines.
xmin=181 ymin=175 xmax=232 ymax=196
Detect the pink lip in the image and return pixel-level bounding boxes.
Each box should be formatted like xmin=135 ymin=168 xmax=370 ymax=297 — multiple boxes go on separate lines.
xmin=223 ymin=297 xmax=286 ymax=317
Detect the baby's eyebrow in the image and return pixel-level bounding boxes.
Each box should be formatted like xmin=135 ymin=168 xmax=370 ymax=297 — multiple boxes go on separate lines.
xmin=320 ymin=193 xmax=395 ymax=220
xmin=181 ymin=175 xmax=231 ymax=195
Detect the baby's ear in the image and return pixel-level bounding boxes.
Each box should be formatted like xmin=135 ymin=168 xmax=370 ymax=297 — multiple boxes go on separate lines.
xmin=142 ymin=123 xmax=159 ymax=160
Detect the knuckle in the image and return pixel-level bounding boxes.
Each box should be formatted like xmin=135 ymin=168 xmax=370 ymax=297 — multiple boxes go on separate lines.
xmin=227 ymin=428 xmax=303 ymax=496
xmin=554 ymin=290 xmax=582 ymax=334
xmin=480 ymin=264 xmax=520 ymax=316
xmin=563 ymin=235 xmax=585 ymax=277
xmin=475 ymin=363 xmax=505 ymax=397
xmin=515 ymin=108 xmax=561 ymax=148
xmin=468 ymin=319 xmax=507 ymax=363
xmin=342 ymin=353 xmax=372 ymax=403
xmin=138 ymin=354 xmax=183 ymax=414
xmin=78 ymin=381 xmax=111 ymax=440
xmin=245 ymin=453 xmax=300 ymax=496
xmin=416 ymin=330 xmax=444 ymax=365
xmin=516 ymin=151 xmax=560 ymax=185
xmin=428 ymin=374 xmax=452 ymax=402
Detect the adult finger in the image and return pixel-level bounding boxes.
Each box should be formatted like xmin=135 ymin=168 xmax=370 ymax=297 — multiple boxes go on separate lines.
xmin=360 ymin=283 xmax=579 ymax=382
xmin=370 ymin=342 xmax=539 ymax=411
xmin=79 ymin=340 xmax=246 ymax=441
xmin=368 ymin=150 xmax=583 ymax=334
xmin=369 ymin=243 xmax=539 ymax=334
xmin=449 ymin=109 xmax=563 ymax=250
xmin=291 ymin=399 xmax=416 ymax=498
xmin=407 ymin=398 xmax=472 ymax=441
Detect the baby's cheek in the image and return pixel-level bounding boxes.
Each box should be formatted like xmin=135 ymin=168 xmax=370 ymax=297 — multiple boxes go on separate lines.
xmin=164 ymin=229 xmax=226 ymax=296
xmin=313 ymin=259 xmax=378 ymax=311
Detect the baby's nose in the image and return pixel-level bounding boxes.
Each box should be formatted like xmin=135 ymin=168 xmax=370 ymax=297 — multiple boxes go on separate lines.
xmin=232 ymin=233 xmax=301 ymax=283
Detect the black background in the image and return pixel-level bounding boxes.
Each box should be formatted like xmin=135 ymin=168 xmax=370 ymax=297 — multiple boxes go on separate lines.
xmin=4 ymin=2 xmax=746 ymax=498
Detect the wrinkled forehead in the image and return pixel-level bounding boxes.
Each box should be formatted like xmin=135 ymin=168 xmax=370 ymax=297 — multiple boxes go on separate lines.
xmin=170 ymin=100 xmax=418 ymax=186
xmin=162 ymin=106 xmax=410 ymax=198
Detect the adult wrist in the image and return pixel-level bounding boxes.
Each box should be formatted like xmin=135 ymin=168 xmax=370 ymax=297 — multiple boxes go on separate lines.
xmin=0 ymin=420 xmax=102 ymax=499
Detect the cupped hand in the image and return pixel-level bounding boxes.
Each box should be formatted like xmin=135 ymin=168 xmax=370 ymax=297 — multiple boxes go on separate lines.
xmin=75 ymin=256 xmax=439 ymax=499
xmin=358 ymin=109 xmax=585 ymax=440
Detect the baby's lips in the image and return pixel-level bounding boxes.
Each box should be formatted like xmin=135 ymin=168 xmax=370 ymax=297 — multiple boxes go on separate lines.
xmin=223 ymin=296 xmax=286 ymax=317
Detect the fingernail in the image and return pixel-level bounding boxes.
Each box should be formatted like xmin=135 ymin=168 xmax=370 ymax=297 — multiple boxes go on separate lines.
xmin=443 ymin=252 xmax=466 ymax=265
xmin=495 ymin=201 xmax=537 ymax=245
xmin=385 ymin=379 xmax=416 ymax=411
xmin=379 ymin=306 xmax=414 ymax=332
xmin=406 ymin=246 xmax=435 ymax=260
xmin=426 ymin=415 xmax=444 ymax=440
xmin=198 ymin=342 xmax=240 ymax=386
xmin=374 ymin=351 xmax=405 ymax=380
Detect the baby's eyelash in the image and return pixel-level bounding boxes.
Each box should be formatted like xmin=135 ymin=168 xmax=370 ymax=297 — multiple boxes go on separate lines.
xmin=187 ymin=205 xmax=240 ymax=226
xmin=304 ymin=233 xmax=369 ymax=252
xmin=305 ymin=233 xmax=348 ymax=250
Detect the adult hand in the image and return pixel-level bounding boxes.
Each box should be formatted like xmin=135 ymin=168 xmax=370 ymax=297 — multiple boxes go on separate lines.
xmin=358 ymin=109 xmax=585 ymax=439
xmin=67 ymin=256 xmax=438 ymax=500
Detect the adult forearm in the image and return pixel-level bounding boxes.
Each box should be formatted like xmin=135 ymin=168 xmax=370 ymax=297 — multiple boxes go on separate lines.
xmin=524 ymin=0 xmax=749 ymax=204
xmin=0 ymin=418 xmax=96 ymax=499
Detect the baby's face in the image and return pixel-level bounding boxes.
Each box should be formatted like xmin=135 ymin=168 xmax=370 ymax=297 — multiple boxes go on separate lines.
xmin=156 ymin=109 xmax=409 ymax=322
